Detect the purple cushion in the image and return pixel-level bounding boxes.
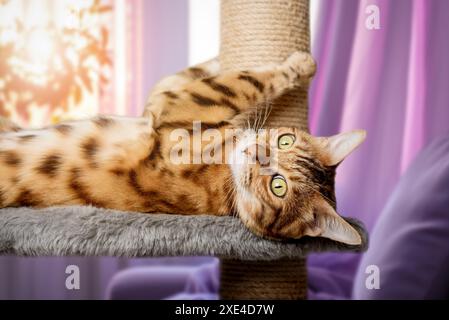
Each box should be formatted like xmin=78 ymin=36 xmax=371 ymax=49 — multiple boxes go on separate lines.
xmin=106 ymin=260 xmax=219 ymax=300
xmin=353 ymin=136 xmax=449 ymax=299
xmin=107 ymin=266 xmax=197 ymax=300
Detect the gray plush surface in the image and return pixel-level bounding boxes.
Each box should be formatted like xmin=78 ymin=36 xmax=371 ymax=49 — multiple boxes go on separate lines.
xmin=0 ymin=206 xmax=368 ymax=260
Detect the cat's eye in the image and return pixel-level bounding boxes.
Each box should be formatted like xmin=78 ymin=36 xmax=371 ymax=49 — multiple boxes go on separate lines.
xmin=278 ymin=134 xmax=296 ymax=150
xmin=270 ymin=175 xmax=288 ymax=197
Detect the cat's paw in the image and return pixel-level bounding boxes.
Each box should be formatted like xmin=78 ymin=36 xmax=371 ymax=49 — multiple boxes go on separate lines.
xmin=283 ymin=51 xmax=317 ymax=86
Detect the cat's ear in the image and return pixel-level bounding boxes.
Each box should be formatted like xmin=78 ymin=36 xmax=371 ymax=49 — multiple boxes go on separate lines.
xmin=317 ymin=130 xmax=366 ymax=166
xmin=303 ymin=198 xmax=362 ymax=245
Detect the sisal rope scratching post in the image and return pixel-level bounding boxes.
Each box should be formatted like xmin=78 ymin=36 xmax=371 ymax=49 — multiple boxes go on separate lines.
xmin=220 ymin=0 xmax=310 ymax=131
xmin=219 ymin=0 xmax=311 ymax=299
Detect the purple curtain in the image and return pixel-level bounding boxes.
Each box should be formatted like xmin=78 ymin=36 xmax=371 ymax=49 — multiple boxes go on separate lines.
xmin=308 ymin=0 xmax=449 ymax=299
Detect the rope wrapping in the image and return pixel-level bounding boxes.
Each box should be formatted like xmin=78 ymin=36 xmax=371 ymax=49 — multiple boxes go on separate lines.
xmin=219 ymin=0 xmax=311 ymax=299
xmin=220 ymin=259 xmax=307 ymax=299
xmin=220 ymin=0 xmax=311 ymax=131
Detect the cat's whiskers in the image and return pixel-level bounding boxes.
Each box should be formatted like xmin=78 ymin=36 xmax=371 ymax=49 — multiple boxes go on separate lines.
xmin=244 ymin=166 xmax=253 ymax=187
xmin=223 ymin=174 xmax=238 ymax=216
xmin=256 ymin=104 xmax=263 ymax=131
xmin=230 ymin=188 xmax=239 ymax=217
xmin=260 ymin=100 xmax=273 ymax=130
xmin=252 ymin=103 xmax=259 ymax=131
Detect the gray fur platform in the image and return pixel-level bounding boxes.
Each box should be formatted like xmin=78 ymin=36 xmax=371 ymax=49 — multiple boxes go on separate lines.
xmin=0 ymin=206 xmax=368 ymax=259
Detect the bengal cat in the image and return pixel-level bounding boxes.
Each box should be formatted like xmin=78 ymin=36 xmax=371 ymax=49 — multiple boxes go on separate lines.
xmin=0 ymin=52 xmax=366 ymax=244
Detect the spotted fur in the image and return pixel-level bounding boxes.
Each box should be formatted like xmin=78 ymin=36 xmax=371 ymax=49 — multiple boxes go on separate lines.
xmin=0 ymin=52 xmax=365 ymax=243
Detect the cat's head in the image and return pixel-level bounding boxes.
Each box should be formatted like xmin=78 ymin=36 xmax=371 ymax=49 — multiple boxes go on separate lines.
xmin=230 ymin=128 xmax=366 ymax=245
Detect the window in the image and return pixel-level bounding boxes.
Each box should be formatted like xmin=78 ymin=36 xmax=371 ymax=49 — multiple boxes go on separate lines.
xmin=0 ymin=0 xmax=116 ymax=126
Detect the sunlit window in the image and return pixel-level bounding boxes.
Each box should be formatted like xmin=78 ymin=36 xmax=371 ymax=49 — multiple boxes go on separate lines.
xmin=0 ymin=0 xmax=114 ymax=127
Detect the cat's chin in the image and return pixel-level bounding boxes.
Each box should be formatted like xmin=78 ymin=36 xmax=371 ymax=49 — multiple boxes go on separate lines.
xmin=228 ymin=130 xmax=254 ymax=181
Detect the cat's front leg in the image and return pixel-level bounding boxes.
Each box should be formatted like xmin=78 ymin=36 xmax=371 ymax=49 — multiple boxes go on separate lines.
xmin=143 ymin=58 xmax=220 ymax=117
xmin=145 ymin=51 xmax=316 ymax=129
xmin=280 ymin=51 xmax=317 ymax=88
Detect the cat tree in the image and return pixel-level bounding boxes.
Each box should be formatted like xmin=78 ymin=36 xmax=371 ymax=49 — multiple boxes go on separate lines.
xmin=0 ymin=0 xmax=368 ymax=299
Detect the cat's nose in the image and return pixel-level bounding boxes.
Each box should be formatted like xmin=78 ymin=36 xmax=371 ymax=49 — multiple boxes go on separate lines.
xmin=243 ymin=144 xmax=270 ymax=165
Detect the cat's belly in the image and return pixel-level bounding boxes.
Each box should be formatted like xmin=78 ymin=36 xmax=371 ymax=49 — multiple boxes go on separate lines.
xmin=0 ymin=116 xmax=152 ymax=210
xmin=0 ymin=116 xmax=234 ymax=215
xmin=0 ymin=161 xmax=233 ymax=215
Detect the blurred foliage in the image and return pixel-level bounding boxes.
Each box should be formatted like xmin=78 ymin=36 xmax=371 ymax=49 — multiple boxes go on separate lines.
xmin=0 ymin=0 xmax=112 ymax=121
